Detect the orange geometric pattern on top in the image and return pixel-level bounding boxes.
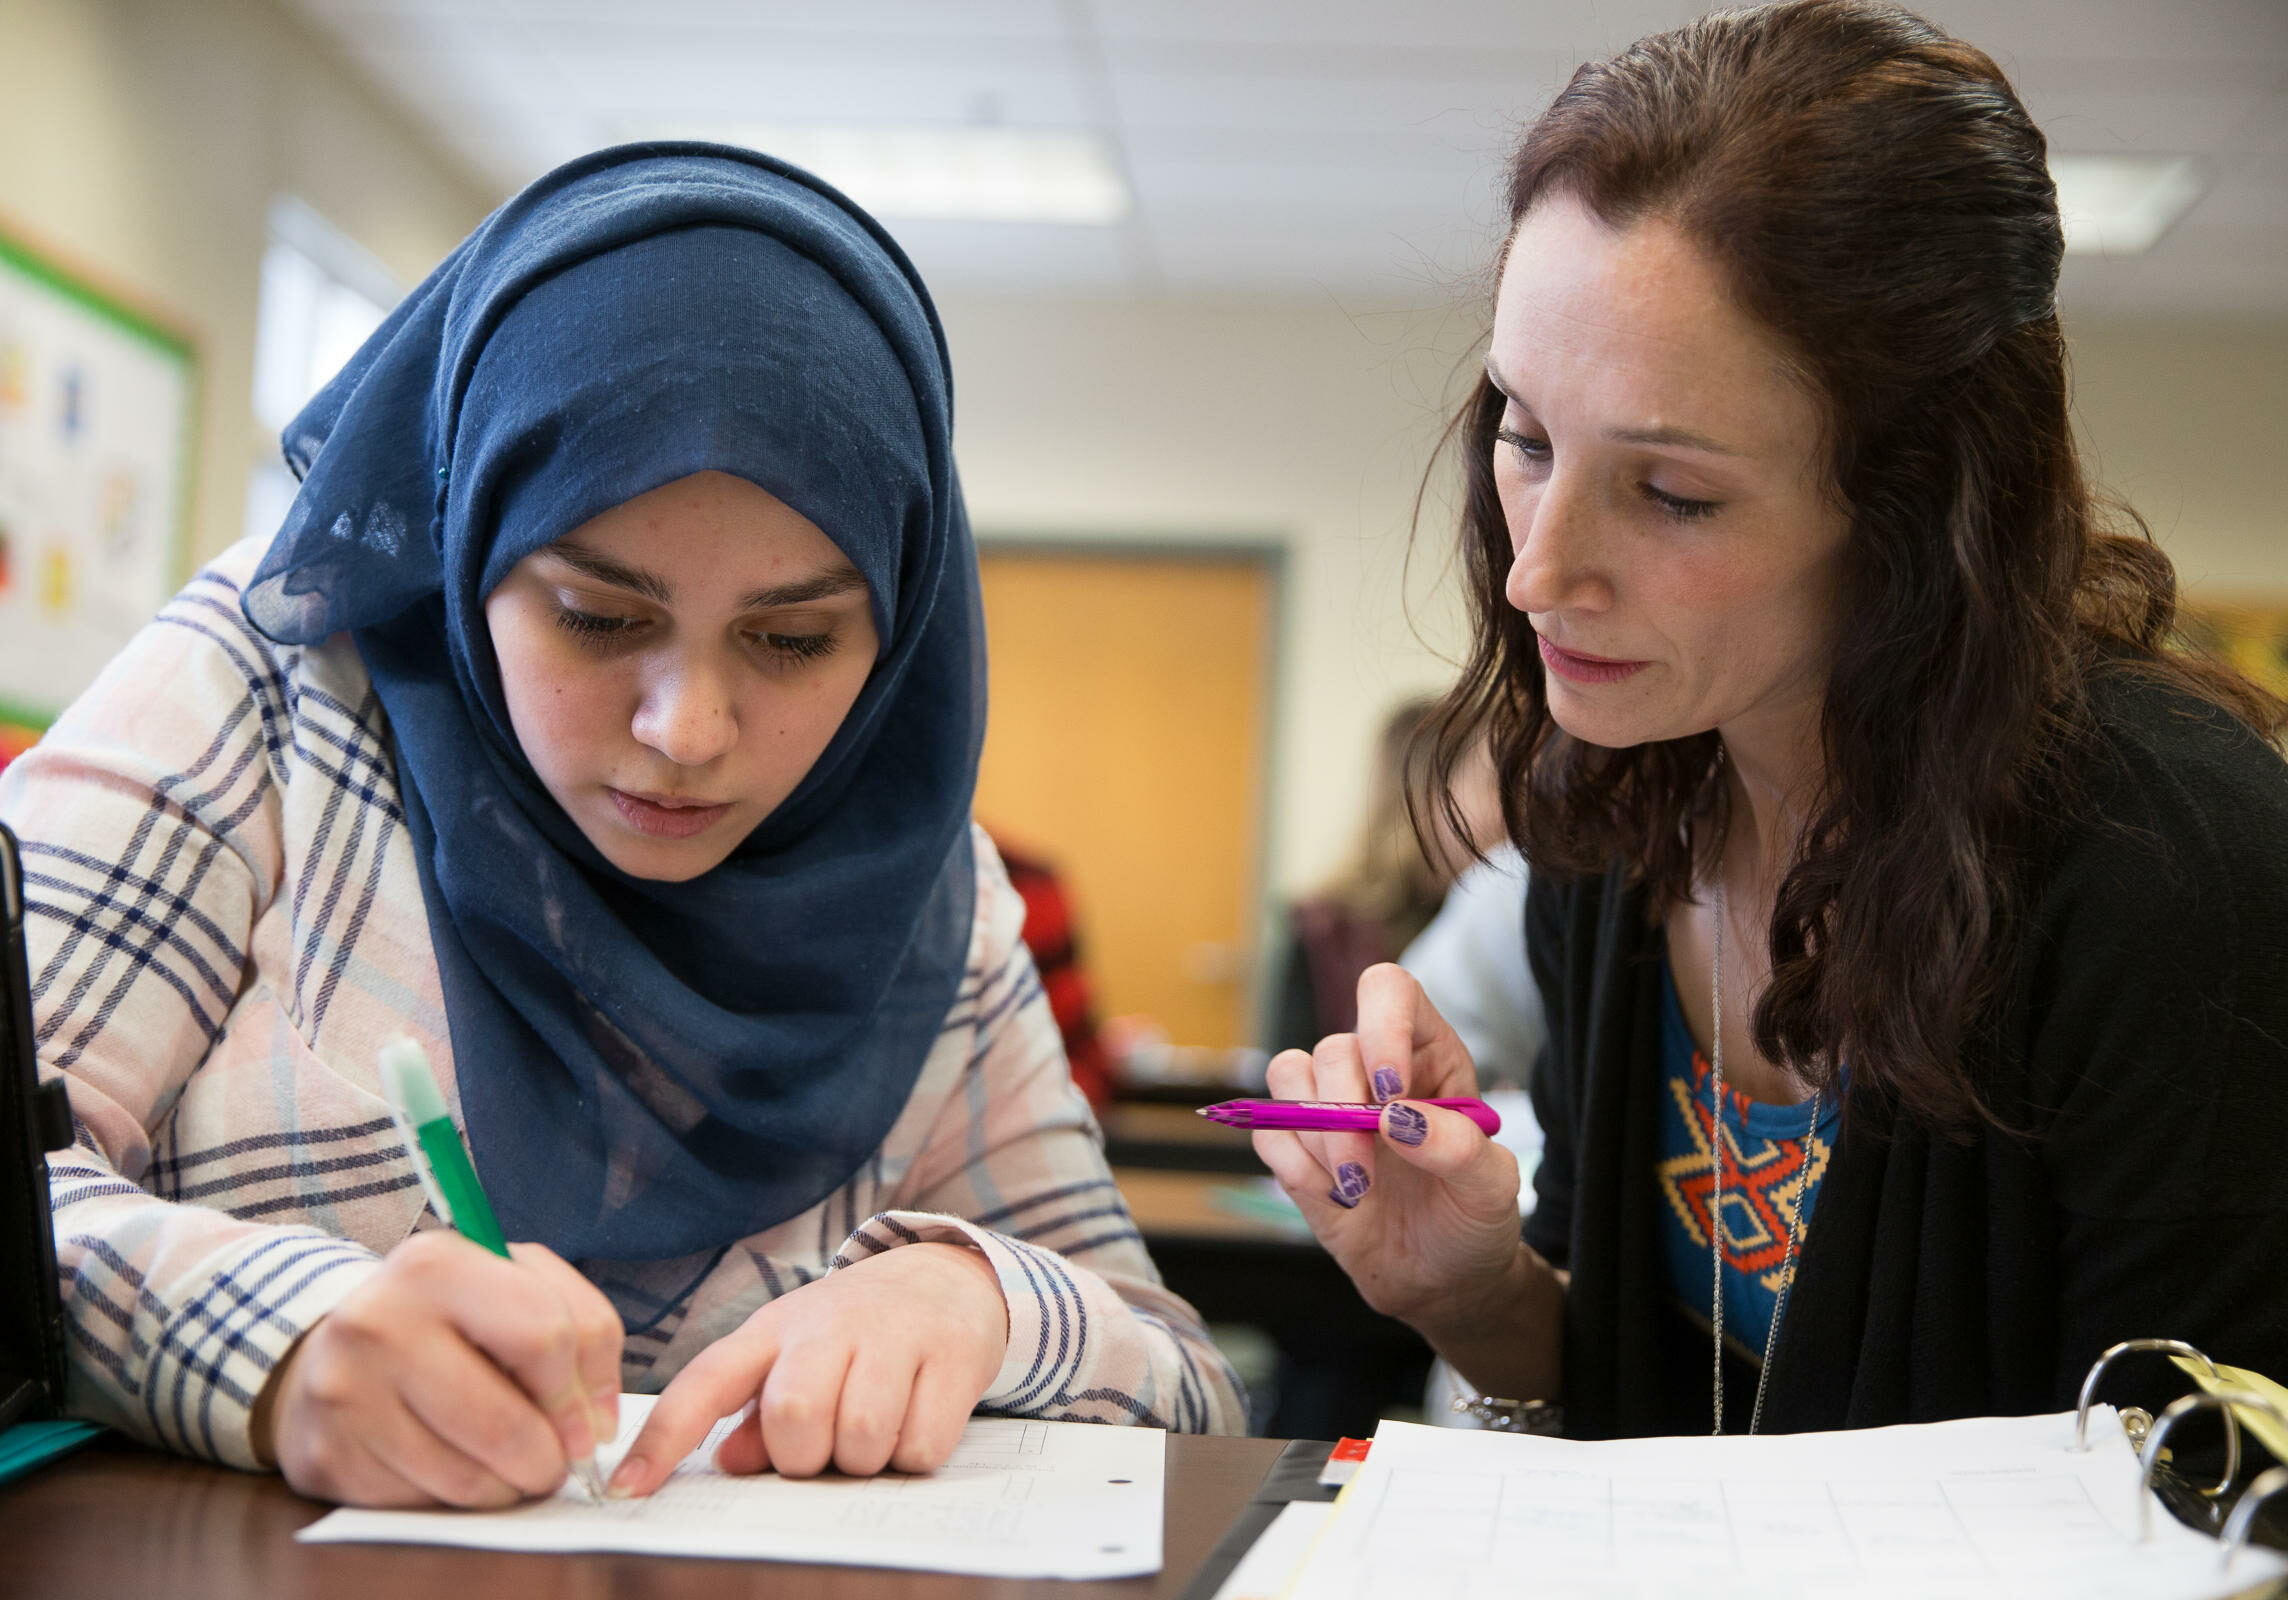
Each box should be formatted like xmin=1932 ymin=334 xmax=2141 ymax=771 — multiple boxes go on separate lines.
xmin=1656 ymin=1052 xmax=1832 ymax=1296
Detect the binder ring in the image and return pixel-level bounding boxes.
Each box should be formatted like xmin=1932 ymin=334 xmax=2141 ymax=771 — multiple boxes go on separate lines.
xmin=2076 ymin=1338 xmax=2220 ymax=1451
xmin=2220 ymin=1463 xmax=2288 ymax=1573
xmin=2139 ymin=1392 xmax=2243 ymax=1540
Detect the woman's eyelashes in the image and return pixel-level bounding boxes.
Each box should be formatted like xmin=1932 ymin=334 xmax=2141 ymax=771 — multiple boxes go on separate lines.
xmin=745 ymin=629 xmax=838 ymax=664
xmin=553 ymin=604 xmax=644 ymax=645
xmin=1495 ymin=429 xmax=1725 ymax=523
xmin=550 ymin=602 xmax=839 ymax=666
xmin=1495 ymin=426 xmax=1550 ymax=468
xmin=1642 ymin=484 xmax=1723 ymax=521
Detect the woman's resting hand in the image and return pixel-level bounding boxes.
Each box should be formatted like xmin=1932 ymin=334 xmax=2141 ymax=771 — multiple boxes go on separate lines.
xmin=1252 ymin=963 xmax=1549 ymax=1358
xmin=251 ymin=1231 xmax=624 ymax=1507
xmin=610 ymin=1240 xmax=1009 ymax=1495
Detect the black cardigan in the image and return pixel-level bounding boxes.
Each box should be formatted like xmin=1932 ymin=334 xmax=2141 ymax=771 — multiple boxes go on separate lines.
xmin=1522 ymin=672 xmax=2288 ymax=1438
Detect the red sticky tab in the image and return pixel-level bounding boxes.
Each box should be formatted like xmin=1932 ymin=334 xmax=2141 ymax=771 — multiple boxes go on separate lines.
xmin=1318 ymin=1436 xmax=1373 ymax=1487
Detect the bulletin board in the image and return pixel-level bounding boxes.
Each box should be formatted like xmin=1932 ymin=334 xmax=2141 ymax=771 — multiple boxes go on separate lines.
xmin=0 ymin=222 xmax=197 ymax=766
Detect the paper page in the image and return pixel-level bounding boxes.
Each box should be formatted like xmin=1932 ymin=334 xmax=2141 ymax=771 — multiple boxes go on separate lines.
xmin=2174 ymin=1354 xmax=2288 ymax=1465
xmin=298 ymin=1396 xmax=1164 ymax=1580
xmin=1211 ymin=1501 xmax=1332 ymax=1600
xmin=1285 ymin=1411 xmax=2288 ymax=1600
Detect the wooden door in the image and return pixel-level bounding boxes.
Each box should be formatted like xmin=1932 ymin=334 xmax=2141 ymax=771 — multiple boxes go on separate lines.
xmin=974 ymin=548 xmax=1275 ymax=1049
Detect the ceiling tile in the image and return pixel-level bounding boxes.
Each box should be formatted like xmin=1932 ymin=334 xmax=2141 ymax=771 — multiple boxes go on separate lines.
xmin=1918 ymin=0 xmax=2288 ymax=67
xmin=579 ymin=60 xmax=1096 ymax=129
xmin=2234 ymin=87 xmax=2288 ymax=155
xmin=1130 ymin=159 xmax=1494 ymax=219
xmin=2028 ymin=89 xmax=2276 ymax=155
xmin=502 ymin=0 xmax=1071 ymax=39
xmin=1088 ymin=0 xmax=1705 ymax=56
xmin=1110 ymin=66 xmax=1545 ymax=141
xmin=279 ymin=0 xmax=2288 ymax=314
xmin=886 ymin=218 xmax=1138 ymax=294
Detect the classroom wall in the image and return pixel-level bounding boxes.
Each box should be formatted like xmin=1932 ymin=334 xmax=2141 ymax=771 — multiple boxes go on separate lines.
xmin=2066 ymin=322 xmax=2288 ymax=594
xmin=2 ymin=0 xmax=2280 ymax=910
xmin=939 ymin=292 xmax=1489 ymax=906
xmin=0 ymin=0 xmax=492 ymax=575
xmin=940 ymin=293 xmax=2288 ymax=901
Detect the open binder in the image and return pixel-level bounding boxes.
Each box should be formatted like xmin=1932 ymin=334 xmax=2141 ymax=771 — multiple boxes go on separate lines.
xmin=1209 ymin=1339 xmax=2288 ymax=1600
xmin=2076 ymin=1337 xmax=2288 ymax=1567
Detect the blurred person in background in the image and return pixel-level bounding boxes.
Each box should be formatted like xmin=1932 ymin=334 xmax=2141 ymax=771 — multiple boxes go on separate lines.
xmin=1401 ymin=845 xmax=1541 ymax=1092
xmin=1268 ymin=696 xmax=1464 ymax=1056
xmin=986 ymin=830 xmax=1116 ymax=1113
xmin=1400 ymin=733 xmax=1544 ymax=1095
xmin=1259 ymin=698 xmax=1509 ymax=1440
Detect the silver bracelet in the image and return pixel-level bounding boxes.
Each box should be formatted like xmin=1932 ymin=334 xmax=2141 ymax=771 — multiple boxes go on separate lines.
xmin=1450 ymin=1394 xmax=1564 ymax=1435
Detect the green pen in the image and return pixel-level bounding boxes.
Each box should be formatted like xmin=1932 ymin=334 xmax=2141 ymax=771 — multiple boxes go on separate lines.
xmin=379 ymin=1038 xmax=609 ymax=1501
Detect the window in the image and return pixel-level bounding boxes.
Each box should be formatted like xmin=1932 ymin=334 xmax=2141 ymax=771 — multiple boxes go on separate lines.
xmin=244 ymin=196 xmax=399 ymax=544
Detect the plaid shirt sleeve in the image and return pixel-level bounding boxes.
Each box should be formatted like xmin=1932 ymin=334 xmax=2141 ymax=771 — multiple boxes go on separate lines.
xmin=836 ymin=842 xmax=1247 ymax=1435
xmin=3 ymin=561 xmax=1246 ymax=1458
xmin=0 ymin=559 xmax=385 ymax=1468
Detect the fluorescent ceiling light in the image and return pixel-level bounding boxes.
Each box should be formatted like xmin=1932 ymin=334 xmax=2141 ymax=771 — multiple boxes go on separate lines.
xmin=2050 ymin=155 xmax=2205 ymax=256
xmin=641 ymin=125 xmax=1129 ymax=225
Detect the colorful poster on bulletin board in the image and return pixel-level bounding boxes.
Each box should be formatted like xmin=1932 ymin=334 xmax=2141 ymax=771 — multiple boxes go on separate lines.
xmin=0 ymin=222 xmax=197 ymax=760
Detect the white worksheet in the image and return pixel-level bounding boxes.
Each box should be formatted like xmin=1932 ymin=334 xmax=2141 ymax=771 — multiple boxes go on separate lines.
xmin=298 ymin=1396 xmax=1164 ymax=1579
xmin=1286 ymin=1411 xmax=2288 ymax=1600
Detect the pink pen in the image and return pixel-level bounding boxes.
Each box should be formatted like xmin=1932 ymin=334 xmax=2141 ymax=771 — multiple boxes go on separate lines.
xmin=1196 ymin=1097 xmax=1502 ymax=1136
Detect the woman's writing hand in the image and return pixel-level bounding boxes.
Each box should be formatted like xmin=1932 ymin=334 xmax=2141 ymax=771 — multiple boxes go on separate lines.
xmin=251 ymin=1232 xmax=624 ymax=1507
xmin=1252 ymin=963 xmax=1530 ymax=1333
xmin=612 ymin=1240 xmax=1009 ymax=1494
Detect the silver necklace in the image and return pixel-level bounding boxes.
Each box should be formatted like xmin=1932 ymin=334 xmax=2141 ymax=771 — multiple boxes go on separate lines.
xmin=1709 ymin=874 xmax=1817 ymax=1437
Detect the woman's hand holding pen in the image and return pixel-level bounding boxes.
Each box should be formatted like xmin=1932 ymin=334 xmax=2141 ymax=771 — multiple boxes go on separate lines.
xmin=610 ymin=1239 xmax=1008 ymax=1495
xmin=250 ymin=1231 xmax=623 ymax=1508
xmin=1251 ymin=962 xmax=1564 ymax=1396
xmin=1252 ymin=963 xmax=1521 ymax=1321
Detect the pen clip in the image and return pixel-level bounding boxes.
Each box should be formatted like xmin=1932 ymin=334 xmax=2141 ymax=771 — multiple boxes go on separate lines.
xmin=384 ymin=1090 xmax=456 ymax=1229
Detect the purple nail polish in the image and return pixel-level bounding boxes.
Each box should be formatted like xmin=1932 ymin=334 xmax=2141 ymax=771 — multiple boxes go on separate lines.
xmin=1327 ymin=1161 xmax=1370 ymax=1209
xmin=1371 ymin=1066 xmax=1402 ymax=1103
xmin=1386 ymin=1103 xmax=1429 ymax=1146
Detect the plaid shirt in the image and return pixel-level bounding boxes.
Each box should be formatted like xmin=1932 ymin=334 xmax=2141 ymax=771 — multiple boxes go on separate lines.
xmin=0 ymin=539 xmax=1242 ymax=1471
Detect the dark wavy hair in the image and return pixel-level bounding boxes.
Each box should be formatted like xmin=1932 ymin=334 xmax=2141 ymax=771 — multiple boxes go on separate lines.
xmin=1418 ymin=0 xmax=2283 ymax=1130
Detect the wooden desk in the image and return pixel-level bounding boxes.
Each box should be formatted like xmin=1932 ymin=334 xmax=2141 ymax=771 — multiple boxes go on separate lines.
xmin=1100 ymin=1104 xmax=1260 ymax=1174
xmin=1113 ymin=1165 xmax=1434 ymax=1441
xmin=1113 ymin=1165 xmax=1421 ymax=1345
xmin=1111 ymin=1167 xmax=1313 ymax=1245
xmin=2 ymin=1431 xmax=1288 ymax=1599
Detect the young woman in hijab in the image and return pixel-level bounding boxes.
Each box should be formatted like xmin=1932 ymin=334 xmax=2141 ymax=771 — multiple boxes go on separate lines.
xmin=1 ymin=145 xmax=1241 ymax=1509
xmin=1255 ymin=0 xmax=2288 ymax=1438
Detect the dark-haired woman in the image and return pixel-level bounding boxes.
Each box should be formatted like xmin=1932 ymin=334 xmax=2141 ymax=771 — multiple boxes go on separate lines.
xmin=1254 ymin=0 xmax=2288 ymax=1439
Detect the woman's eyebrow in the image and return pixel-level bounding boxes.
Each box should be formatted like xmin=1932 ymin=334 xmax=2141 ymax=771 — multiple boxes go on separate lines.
xmin=739 ymin=564 xmax=868 ymax=611
xmin=546 ymin=541 xmax=672 ymax=603
xmin=1487 ymin=358 xmax=1741 ymax=456
xmin=544 ymin=544 xmax=866 ymax=610
xmin=1604 ymin=422 xmax=1742 ymax=456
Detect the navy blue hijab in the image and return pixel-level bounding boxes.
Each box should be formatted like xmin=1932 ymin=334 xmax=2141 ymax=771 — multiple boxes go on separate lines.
xmin=244 ymin=145 xmax=985 ymax=1265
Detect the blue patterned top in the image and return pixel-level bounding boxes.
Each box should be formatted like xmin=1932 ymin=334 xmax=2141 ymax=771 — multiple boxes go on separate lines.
xmin=1655 ymin=962 xmax=1840 ymax=1361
